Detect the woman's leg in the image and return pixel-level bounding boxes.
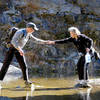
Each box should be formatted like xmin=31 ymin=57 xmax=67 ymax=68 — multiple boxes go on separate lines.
xmin=77 ymin=56 xmax=87 ymax=80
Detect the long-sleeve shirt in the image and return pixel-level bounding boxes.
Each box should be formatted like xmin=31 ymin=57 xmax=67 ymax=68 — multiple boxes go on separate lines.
xmin=11 ymin=28 xmax=46 ymax=49
xmin=55 ymin=34 xmax=93 ymax=54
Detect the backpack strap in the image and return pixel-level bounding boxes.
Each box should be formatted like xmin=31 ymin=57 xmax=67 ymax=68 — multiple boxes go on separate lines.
xmin=22 ymin=29 xmax=27 ymax=38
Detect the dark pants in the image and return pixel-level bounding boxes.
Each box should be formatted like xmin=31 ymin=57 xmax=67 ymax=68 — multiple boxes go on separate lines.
xmin=77 ymin=55 xmax=88 ymax=80
xmin=0 ymin=47 xmax=28 ymax=81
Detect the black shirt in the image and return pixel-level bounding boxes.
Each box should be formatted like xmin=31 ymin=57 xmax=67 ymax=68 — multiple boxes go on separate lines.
xmin=55 ymin=34 xmax=93 ymax=54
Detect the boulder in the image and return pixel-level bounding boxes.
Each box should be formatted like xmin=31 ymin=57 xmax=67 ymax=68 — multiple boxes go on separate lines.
xmin=0 ymin=63 xmax=22 ymax=81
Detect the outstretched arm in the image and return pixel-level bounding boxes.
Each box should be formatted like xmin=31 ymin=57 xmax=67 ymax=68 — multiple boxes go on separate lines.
xmin=30 ymin=34 xmax=48 ymax=44
xmin=47 ymin=37 xmax=73 ymax=44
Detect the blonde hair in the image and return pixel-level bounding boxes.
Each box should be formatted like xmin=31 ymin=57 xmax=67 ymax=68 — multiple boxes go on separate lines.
xmin=68 ymin=27 xmax=81 ymax=35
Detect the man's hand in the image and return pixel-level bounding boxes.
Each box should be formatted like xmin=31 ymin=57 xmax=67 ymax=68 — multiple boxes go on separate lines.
xmin=17 ymin=47 xmax=24 ymax=56
xmin=19 ymin=50 xmax=24 ymax=56
xmin=47 ymin=40 xmax=55 ymax=44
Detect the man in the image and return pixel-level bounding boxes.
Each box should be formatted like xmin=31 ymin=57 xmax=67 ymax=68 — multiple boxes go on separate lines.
xmin=48 ymin=27 xmax=94 ymax=87
xmin=0 ymin=22 xmax=47 ymax=85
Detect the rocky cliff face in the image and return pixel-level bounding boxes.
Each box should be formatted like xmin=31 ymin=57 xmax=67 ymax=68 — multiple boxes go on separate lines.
xmin=0 ymin=0 xmax=100 ymax=77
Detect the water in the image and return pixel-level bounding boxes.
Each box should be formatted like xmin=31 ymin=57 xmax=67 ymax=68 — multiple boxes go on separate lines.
xmin=1 ymin=77 xmax=100 ymax=100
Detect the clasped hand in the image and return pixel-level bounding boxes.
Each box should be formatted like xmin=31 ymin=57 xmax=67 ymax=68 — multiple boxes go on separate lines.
xmin=45 ymin=40 xmax=55 ymax=44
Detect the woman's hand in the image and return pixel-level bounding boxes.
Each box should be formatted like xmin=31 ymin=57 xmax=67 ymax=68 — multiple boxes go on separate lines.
xmin=86 ymin=48 xmax=90 ymax=53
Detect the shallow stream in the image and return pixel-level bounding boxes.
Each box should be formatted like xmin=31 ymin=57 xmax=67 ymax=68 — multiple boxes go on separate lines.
xmin=1 ymin=77 xmax=100 ymax=100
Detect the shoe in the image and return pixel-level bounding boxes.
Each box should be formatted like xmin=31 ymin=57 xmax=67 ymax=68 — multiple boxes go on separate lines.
xmin=75 ymin=81 xmax=92 ymax=88
xmin=81 ymin=82 xmax=92 ymax=88
xmin=25 ymin=80 xmax=32 ymax=85
xmin=74 ymin=83 xmax=83 ymax=88
xmin=25 ymin=80 xmax=32 ymax=87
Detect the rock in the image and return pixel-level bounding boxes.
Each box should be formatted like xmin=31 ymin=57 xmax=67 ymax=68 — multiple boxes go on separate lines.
xmin=1 ymin=9 xmax=21 ymax=25
xmin=13 ymin=0 xmax=27 ymax=6
xmin=0 ymin=63 xmax=22 ymax=82
xmin=60 ymin=3 xmax=81 ymax=15
xmin=77 ymin=0 xmax=100 ymax=16
xmin=93 ymin=22 xmax=100 ymax=31
xmin=33 ymin=17 xmax=42 ymax=24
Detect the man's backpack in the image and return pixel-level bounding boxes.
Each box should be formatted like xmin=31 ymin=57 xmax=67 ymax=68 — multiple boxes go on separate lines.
xmin=6 ymin=27 xmax=19 ymax=48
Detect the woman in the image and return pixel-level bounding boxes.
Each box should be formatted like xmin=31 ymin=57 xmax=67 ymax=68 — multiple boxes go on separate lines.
xmin=48 ymin=27 xmax=93 ymax=87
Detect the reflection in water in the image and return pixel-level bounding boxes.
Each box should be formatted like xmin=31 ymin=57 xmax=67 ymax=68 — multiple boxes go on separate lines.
xmin=0 ymin=97 xmax=12 ymax=100
xmin=0 ymin=88 xmax=93 ymax=100
xmin=0 ymin=90 xmax=33 ymax=100
xmin=24 ymin=88 xmax=92 ymax=100
xmin=26 ymin=85 xmax=35 ymax=100
xmin=78 ymin=88 xmax=92 ymax=100
xmin=0 ymin=84 xmax=35 ymax=100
